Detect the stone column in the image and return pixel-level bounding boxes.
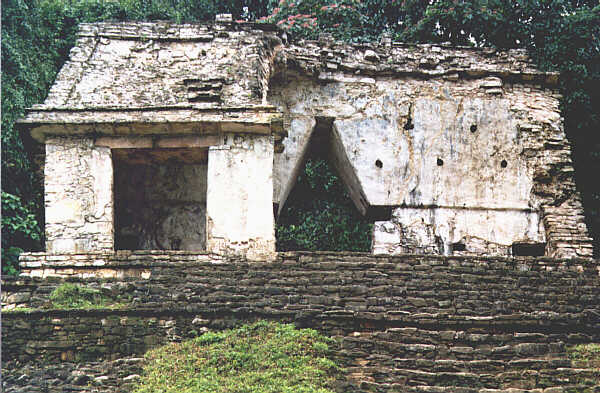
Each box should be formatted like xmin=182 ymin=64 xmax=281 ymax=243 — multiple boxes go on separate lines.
xmin=45 ymin=137 xmax=113 ymax=253
xmin=206 ymin=134 xmax=275 ymax=259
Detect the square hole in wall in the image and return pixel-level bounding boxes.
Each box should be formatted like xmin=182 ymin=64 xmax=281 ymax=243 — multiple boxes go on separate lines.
xmin=113 ymin=148 xmax=208 ymax=251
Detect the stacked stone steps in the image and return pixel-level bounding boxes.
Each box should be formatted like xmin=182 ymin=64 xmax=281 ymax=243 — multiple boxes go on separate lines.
xmin=4 ymin=253 xmax=599 ymax=392
xmin=348 ymin=366 xmax=599 ymax=388
xmin=357 ymin=382 xmax=600 ymax=393
xmin=336 ymin=329 xmax=599 ymax=392
xmin=2 ymin=357 xmax=144 ymax=393
xmin=339 ymin=332 xmax=591 ymax=362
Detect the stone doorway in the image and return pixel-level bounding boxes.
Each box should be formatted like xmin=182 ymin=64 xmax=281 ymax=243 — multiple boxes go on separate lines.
xmin=113 ymin=148 xmax=208 ymax=251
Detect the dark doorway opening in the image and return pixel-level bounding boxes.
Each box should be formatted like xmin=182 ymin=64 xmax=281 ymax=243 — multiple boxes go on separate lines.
xmin=113 ymin=148 xmax=208 ymax=251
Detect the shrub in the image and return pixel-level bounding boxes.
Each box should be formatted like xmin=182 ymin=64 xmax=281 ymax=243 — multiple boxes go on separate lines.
xmin=133 ymin=321 xmax=341 ymax=393
xmin=276 ymin=159 xmax=373 ymax=252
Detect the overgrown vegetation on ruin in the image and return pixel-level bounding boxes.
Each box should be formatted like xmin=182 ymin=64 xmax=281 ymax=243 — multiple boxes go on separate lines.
xmin=569 ymin=343 xmax=600 ymax=367
xmin=2 ymin=0 xmax=599 ymax=272
xmin=48 ymin=283 xmax=124 ymax=310
xmin=277 ymin=159 xmax=373 ymax=252
xmin=133 ymin=321 xmax=341 ymax=393
xmin=567 ymin=344 xmax=600 ymax=386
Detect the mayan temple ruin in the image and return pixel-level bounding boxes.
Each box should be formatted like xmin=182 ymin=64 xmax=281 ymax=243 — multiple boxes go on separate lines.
xmin=3 ymin=18 xmax=598 ymax=392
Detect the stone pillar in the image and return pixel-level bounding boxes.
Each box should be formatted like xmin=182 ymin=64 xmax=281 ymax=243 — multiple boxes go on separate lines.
xmin=45 ymin=137 xmax=113 ymax=253
xmin=206 ymin=134 xmax=275 ymax=259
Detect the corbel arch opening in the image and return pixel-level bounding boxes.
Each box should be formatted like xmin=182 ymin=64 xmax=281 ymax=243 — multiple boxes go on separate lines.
xmin=275 ymin=117 xmax=380 ymax=252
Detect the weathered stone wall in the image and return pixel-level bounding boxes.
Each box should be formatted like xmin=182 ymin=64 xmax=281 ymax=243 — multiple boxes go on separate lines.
xmin=4 ymin=310 xmax=599 ymax=392
xmin=3 ymin=357 xmax=143 ymax=393
xmin=45 ymin=137 xmax=113 ymax=253
xmin=22 ymin=22 xmax=594 ymax=258
xmin=10 ymin=252 xmax=599 ymax=317
xmin=206 ymin=133 xmax=276 ymax=259
xmin=114 ymin=159 xmax=207 ymax=251
xmin=270 ymin=42 xmax=592 ymax=258
xmin=43 ymin=22 xmax=277 ymax=109
xmin=4 ymin=251 xmax=600 ymax=392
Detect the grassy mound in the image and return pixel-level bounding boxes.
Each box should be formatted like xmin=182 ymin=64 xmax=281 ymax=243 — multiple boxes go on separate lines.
xmin=133 ymin=321 xmax=341 ymax=393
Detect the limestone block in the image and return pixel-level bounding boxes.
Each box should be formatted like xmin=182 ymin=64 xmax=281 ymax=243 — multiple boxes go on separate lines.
xmin=373 ymin=207 xmax=545 ymax=256
xmin=331 ymin=97 xmax=533 ymax=209
xmin=273 ymin=116 xmax=315 ymax=207
xmin=45 ymin=138 xmax=113 ymax=253
xmin=206 ymin=134 xmax=275 ymax=259
xmin=46 ymin=199 xmax=83 ymax=224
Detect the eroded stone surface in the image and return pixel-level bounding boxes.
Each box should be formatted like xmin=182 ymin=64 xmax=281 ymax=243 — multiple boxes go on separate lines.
xmin=27 ymin=21 xmax=593 ymax=258
xmin=206 ymin=133 xmax=275 ymax=259
xmin=45 ymin=138 xmax=113 ymax=253
xmin=269 ymin=52 xmax=591 ymax=258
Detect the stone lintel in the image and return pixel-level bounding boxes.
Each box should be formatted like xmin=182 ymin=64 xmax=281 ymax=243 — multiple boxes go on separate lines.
xmin=95 ymin=135 xmax=222 ymax=149
xmin=19 ymin=106 xmax=284 ymax=143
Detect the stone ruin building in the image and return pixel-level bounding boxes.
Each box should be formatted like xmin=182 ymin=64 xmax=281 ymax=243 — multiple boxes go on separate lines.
xmin=5 ymin=19 xmax=600 ymax=393
xmin=19 ymin=19 xmax=593 ymax=260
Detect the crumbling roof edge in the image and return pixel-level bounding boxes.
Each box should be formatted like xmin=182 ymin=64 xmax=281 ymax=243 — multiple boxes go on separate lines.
xmin=77 ymin=21 xmax=554 ymax=73
xmin=77 ymin=21 xmax=281 ymax=41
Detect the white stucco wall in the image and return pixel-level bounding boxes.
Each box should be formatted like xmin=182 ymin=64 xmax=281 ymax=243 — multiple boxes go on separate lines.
xmin=45 ymin=137 xmax=113 ymax=253
xmin=206 ymin=134 xmax=275 ymax=259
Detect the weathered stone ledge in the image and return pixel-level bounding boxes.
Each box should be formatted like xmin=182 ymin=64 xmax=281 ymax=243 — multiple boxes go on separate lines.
xmin=17 ymin=250 xmax=600 ymax=270
xmin=78 ymin=20 xmax=280 ymax=40
xmin=21 ymin=106 xmax=284 ymax=142
xmin=3 ymin=309 xmax=599 ymax=391
xmin=3 ymin=308 xmax=599 ymax=332
xmin=4 ymin=252 xmax=598 ymax=328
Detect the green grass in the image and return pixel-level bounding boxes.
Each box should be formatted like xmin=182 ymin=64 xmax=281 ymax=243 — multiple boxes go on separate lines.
xmin=133 ymin=321 xmax=342 ymax=393
xmin=48 ymin=283 xmax=125 ymax=310
xmin=569 ymin=344 xmax=600 ymax=368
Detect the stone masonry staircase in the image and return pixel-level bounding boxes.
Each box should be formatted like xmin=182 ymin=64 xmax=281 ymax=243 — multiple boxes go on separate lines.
xmin=2 ymin=251 xmax=599 ymax=392
xmin=336 ymin=328 xmax=600 ymax=392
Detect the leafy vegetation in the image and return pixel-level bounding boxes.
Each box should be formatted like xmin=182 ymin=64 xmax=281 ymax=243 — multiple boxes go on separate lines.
xmin=277 ymin=159 xmax=373 ymax=252
xmin=1 ymin=191 xmax=42 ymax=275
xmin=567 ymin=343 xmax=600 ymax=386
xmin=133 ymin=321 xmax=341 ymax=393
xmin=48 ymin=283 xmax=124 ymax=309
xmin=2 ymin=0 xmax=599 ymax=272
xmin=569 ymin=343 xmax=600 ymax=367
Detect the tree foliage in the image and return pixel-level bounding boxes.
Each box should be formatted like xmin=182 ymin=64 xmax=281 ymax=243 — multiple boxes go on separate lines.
xmin=2 ymin=0 xmax=599 ymax=273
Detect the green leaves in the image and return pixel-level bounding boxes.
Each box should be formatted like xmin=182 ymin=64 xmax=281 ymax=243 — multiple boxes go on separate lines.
xmin=276 ymin=159 xmax=373 ymax=252
xmin=1 ymin=192 xmax=41 ymax=274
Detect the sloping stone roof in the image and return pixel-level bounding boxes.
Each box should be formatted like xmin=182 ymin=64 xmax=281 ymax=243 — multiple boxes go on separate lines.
xmin=19 ymin=21 xmax=558 ymax=142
